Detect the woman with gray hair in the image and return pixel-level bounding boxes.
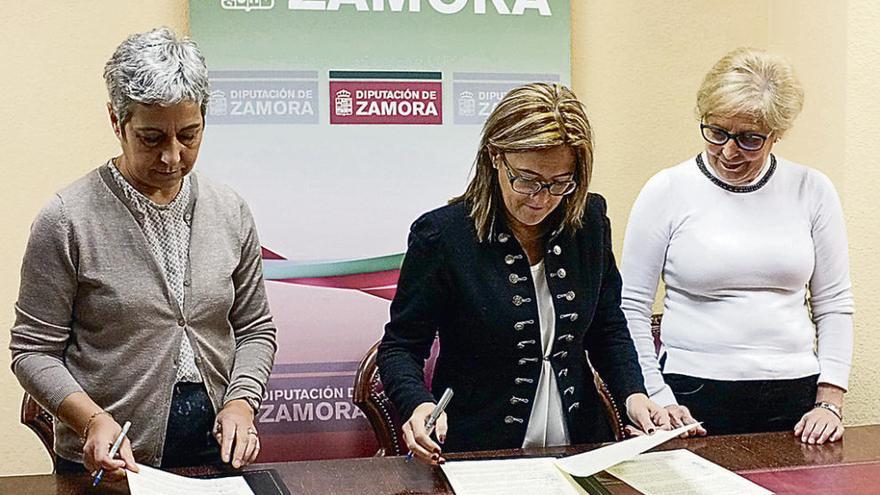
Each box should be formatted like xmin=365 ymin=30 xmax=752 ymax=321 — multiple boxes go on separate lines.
xmin=621 ymin=47 xmax=853 ymax=444
xmin=10 ymin=28 xmax=277 ymax=478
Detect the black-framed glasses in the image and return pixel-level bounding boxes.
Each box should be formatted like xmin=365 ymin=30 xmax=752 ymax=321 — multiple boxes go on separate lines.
xmin=700 ymin=123 xmax=769 ymax=151
xmin=499 ymin=153 xmax=577 ymax=197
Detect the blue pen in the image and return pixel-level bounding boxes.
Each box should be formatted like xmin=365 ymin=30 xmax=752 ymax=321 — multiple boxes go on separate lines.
xmin=92 ymin=420 xmax=131 ymax=487
xmin=405 ymin=388 xmax=453 ymax=463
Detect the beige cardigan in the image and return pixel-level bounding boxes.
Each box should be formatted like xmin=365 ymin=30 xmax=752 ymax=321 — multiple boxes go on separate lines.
xmin=10 ymin=162 xmax=277 ymax=465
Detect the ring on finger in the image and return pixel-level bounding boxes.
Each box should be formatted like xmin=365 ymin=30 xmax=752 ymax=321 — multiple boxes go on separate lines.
xmin=247 ymin=426 xmax=258 ymax=436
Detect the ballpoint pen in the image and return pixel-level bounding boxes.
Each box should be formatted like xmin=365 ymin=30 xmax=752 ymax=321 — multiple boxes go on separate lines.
xmin=92 ymin=420 xmax=132 ymax=487
xmin=405 ymin=388 xmax=453 ymax=463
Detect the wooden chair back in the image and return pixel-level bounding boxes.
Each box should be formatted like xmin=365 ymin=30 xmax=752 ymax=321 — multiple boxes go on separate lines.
xmin=353 ymin=341 xmax=404 ymax=456
xmin=353 ymin=339 xmax=440 ymax=456
xmin=21 ymin=393 xmax=56 ymax=468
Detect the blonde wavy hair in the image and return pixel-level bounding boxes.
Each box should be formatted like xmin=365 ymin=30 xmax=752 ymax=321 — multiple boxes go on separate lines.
xmin=452 ymin=82 xmax=594 ymax=242
xmin=697 ymin=47 xmax=804 ymax=136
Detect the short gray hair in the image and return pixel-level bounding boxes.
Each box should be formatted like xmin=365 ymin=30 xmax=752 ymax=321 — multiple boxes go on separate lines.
xmin=104 ymin=27 xmax=210 ymax=127
xmin=697 ymin=47 xmax=804 ymax=137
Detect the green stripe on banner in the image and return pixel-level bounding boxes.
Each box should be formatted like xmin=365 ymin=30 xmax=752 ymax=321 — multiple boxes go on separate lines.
xmin=328 ymin=70 xmax=443 ymax=80
xmin=263 ymin=253 xmax=405 ymax=279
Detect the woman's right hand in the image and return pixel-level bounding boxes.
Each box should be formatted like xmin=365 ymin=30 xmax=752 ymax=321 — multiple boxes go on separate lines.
xmin=81 ymin=414 xmax=137 ymax=482
xmin=402 ymin=402 xmax=448 ymax=465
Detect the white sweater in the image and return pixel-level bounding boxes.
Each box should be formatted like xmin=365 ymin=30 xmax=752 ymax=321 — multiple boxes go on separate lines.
xmin=620 ymin=153 xmax=854 ymax=407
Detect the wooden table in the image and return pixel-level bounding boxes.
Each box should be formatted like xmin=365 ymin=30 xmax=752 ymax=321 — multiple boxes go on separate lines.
xmin=2 ymin=425 xmax=878 ymax=494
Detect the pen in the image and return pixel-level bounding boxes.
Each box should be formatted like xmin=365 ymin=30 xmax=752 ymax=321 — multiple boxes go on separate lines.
xmin=406 ymin=388 xmax=453 ymax=463
xmin=92 ymin=420 xmax=131 ymax=487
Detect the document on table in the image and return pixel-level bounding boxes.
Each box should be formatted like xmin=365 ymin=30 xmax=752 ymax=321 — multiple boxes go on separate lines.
xmin=554 ymin=423 xmax=700 ymax=477
xmin=441 ymin=457 xmax=587 ymax=495
xmin=127 ymin=464 xmax=255 ymax=495
xmin=606 ymin=449 xmax=774 ymax=495
xmin=441 ymin=423 xmax=700 ymax=495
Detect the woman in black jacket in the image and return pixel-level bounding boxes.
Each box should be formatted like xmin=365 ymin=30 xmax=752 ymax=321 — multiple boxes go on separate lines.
xmin=377 ymin=83 xmax=666 ymax=464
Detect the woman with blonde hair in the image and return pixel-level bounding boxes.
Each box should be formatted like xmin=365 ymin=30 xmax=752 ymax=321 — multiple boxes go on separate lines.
xmin=378 ymin=82 xmax=667 ymax=464
xmin=621 ymin=48 xmax=853 ymax=444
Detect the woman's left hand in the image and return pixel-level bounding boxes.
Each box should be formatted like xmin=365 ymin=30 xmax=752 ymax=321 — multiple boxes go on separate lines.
xmin=623 ymin=393 xmax=670 ymax=436
xmin=214 ymin=399 xmax=260 ymax=468
xmin=796 ymin=383 xmax=846 ymax=444
xmin=794 ymin=407 xmax=843 ymax=444
xmin=665 ymin=405 xmax=707 ymax=438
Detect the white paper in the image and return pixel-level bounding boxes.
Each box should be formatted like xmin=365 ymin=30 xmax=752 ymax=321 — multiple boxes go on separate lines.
xmin=554 ymin=423 xmax=700 ymax=477
xmin=127 ymin=464 xmax=255 ymax=495
xmin=441 ymin=457 xmax=586 ymax=495
xmin=606 ymin=449 xmax=774 ymax=495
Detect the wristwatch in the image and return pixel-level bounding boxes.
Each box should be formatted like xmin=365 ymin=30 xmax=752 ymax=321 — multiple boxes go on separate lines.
xmin=814 ymin=401 xmax=843 ymax=420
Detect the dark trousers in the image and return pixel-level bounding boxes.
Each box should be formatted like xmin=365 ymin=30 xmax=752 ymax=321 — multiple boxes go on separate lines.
xmin=663 ymin=373 xmax=818 ymax=435
xmin=56 ymin=382 xmax=220 ymax=473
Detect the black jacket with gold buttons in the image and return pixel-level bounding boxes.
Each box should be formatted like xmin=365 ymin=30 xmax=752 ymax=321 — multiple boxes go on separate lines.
xmin=377 ymin=193 xmax=647 ymax=452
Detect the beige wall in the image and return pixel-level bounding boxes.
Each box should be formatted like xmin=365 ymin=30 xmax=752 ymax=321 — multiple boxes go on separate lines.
xmin=841 ymin=0 xmax=880 ymax=425
xmin=0 ymin=0 xmax=876 ymax=475
xmin=0 ymin=0 xmax=189 ymax=475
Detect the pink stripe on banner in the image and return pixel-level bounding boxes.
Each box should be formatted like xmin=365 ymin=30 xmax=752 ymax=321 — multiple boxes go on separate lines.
xmin=262 ymin=247 xmax=286 ymax=260
xmin=361 ymin=287 xmax=397 ymax=300
xmin=275 ymin=269 xmax=400 ymax=300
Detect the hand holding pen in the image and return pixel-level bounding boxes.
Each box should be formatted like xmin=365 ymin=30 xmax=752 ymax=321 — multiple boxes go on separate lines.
xmin=80 ymin=413 xmax=138 ymax=484
xmin=92 ymin=421 xmax=131 ymax=486
xmin=403 ymin=388 xmax=453 ymax=465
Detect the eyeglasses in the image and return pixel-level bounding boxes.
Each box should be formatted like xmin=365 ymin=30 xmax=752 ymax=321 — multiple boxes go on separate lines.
xmin=700 ymin=123 xmax=769 ymax=151
xmin=499 ymin=153 xmax=577 ymax=197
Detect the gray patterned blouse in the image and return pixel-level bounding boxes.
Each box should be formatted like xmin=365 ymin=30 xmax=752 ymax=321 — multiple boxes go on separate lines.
xmin=109 ymin=163 xmax=202 ymax=383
